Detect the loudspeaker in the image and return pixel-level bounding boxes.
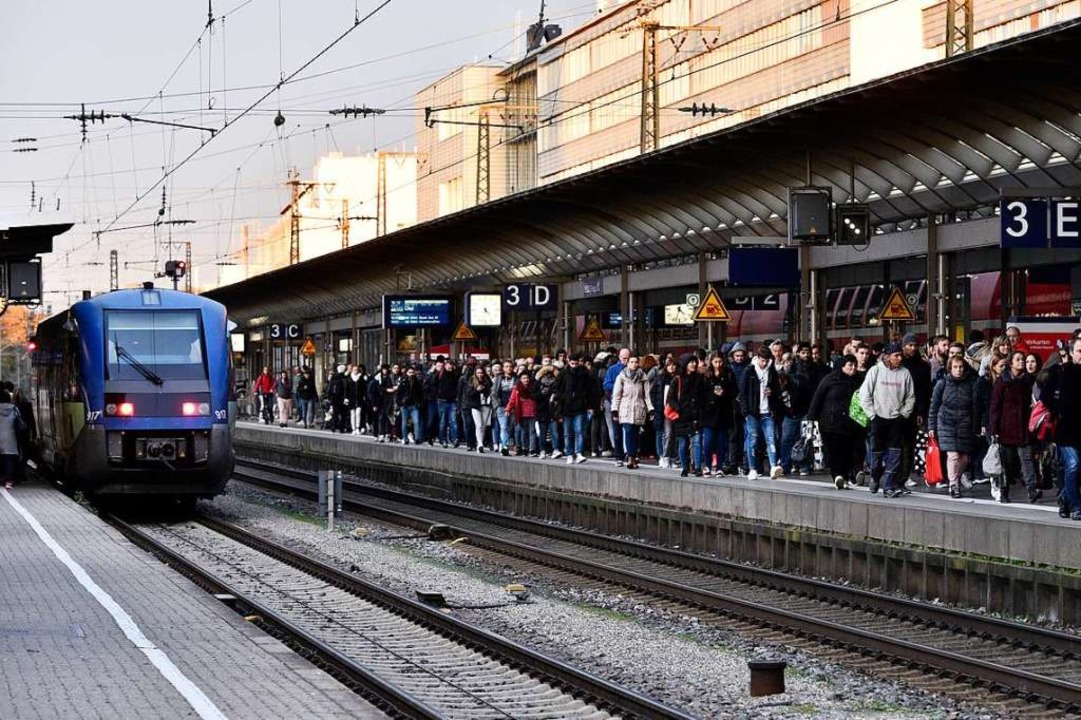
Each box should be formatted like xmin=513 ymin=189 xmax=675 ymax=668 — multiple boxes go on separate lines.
xmin=788 ymin=187 xmax=832 ymax=244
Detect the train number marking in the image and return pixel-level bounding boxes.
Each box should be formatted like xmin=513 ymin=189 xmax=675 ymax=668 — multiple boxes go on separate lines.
xmin=214 ymin=409 xmax=227 ymax=420
xmin=86 ymin=411 xmax=102 ymax=422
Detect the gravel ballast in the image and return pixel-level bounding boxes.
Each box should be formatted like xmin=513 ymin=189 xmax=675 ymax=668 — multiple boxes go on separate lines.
xmin=205 ymin=485 xmax=1006 ymax=720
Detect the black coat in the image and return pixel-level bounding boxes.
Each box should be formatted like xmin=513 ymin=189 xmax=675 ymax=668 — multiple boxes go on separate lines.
xmin=902 ymin=354 xmax=932 ymax=420
xmin=929 ymin=369 xmax=981 ymax=454
xmin=738 ymin=362 xmax=783 ymax=418
xmin=1044 ymin=363 xmax=1081 ymax=447
xmin=395 ymin=376 xmax=424 ymax=407
xmin=807 ymin=369 xmax=861 ymax=436
xmin=668 ymin=371 xmax=707 ymax=436
xmin=557 ymin=366 xmax=593 ymax=416
xmin=461 ymin=376 xmax=492 ymax=410
xmin=434 ymin=369 xmax=460 ymax=402
xmin=990 ymin=371 xmax=1034 ymax=446
xmin=701 ymin=369 xmax=737 ymax=430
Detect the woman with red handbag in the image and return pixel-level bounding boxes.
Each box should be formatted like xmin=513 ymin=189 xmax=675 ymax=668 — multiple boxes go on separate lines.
xmin=667 ymin=354 xmax=707 ymax=478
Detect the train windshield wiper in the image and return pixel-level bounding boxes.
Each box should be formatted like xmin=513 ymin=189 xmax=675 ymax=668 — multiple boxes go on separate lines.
xmin=115 ymin=343 xmax=164 ymax=386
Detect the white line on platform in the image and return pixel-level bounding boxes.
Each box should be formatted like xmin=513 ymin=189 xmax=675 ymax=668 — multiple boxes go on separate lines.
xmin=1 ymin=489 xmax=229 ymax=720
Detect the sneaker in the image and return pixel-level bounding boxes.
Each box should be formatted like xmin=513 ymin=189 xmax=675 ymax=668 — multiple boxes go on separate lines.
xmin=834 ymin=475 xmax=846 ymax=490
xmin=540 ymin=452 xmax=549 ymax=459
xmin=407 ymin=433 xmax=415 ymax=444
xmin=551 ymin=450 xmax=564 ymax=459
xmin=900 ymin=487 xmax=912 ymax=496
xmin=713 ymin=468 xmax=726 ymax=478
xmin=441 ymin=442 xmax=448 ymax=448
xmin=747 ymin=469 xmax=759 ymax=481
xmin=973 ymin=476 xmax=990 ymax=485
xmin=601 ymin=450 xmax=613 ymax=458
xmin=799 ymin=469 xmax=811 ymax=477
xmin=1028 ymin=488 xmax=1042 ymax=503
xmin=991 ymin=483 xmax=1001 ymax=502
xmin=1072 ymin=511 xmax=1081 ymax=522
xmin=565 ymin=456 xmax=574 ymax=465
xmin=530 ymin=452 xmax=540 ymax=458
xmin=855 ymin=470 xmax=867 ymax=487
xmin=702 ymin=467 xmax=712 ymax=477
xmin=950 ymin=485 xmax=963 ymax=499
xmin=961 ymin=472 xmax=974 ymax=489
xmin=884 ymin=489 xmax=904 ymax=499
xmin=869 ymin=476 xmax=880 ymax=494
xmin=501 ymin=448 xmax=510 ymax=457
xmin=1059 ymin=501 xmax=1070 ymax=518
xmin=770 ymin=465 xmax=783 ymax=479
xmin=575 ymin=454 xmax=587 ymax=464
xmin=659 ymin=457 xmax=670 ymax=469
xmin=478 ymin=447 xmax=485 ymax=454
xmin=905 ymin=477 xmax=917 ymax=488
xmin=615 ymin=460 xmax=624 ymax=467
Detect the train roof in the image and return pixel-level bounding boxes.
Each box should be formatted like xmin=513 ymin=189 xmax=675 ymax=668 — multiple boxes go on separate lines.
xmin=77 ymin=286 xmax=226 ymax=312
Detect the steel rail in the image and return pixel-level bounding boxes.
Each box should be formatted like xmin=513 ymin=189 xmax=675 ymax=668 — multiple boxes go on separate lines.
xmin=233 ymin=459 xmax=1081 ymax=713
xmin=104 ymin=513 xmax=444 ymax=720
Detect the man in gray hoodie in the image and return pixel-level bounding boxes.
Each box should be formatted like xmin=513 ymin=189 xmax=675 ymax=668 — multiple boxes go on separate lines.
xmin=859 ymin=343 xmax=915 ymax=498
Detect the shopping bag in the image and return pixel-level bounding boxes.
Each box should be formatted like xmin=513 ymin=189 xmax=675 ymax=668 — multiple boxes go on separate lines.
xmin=983 ymin=438 xmax=1003 ymax=477
xmin=848 ymin=391 xmax=869 ymax=428
xmin=1029 ymin=401 xmax=1056 ymax=442
xmin=924 ymin=436 xmax=944 ymax=486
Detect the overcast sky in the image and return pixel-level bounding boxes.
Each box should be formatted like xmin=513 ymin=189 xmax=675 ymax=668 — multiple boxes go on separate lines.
xmin=0 ymin=0 xmax=600 ymax=306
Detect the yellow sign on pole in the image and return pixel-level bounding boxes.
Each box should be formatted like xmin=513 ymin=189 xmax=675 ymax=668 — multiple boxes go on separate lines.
xmin=578 ymin=317 xmax=607 ymax=342
xmin=452 ymin=320 xmax=478 ymax=342
xmin=300 ymin=338 xmax=317 ymax=356
xmin=693 ymin=286 xmax=731 ymax=322
xmin=880 ymin=286 xmax=915 ymax=321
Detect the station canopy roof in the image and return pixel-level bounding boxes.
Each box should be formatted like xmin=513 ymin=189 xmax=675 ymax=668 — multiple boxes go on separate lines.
xmin=208 ymin=18 xmax=1081 ymax=325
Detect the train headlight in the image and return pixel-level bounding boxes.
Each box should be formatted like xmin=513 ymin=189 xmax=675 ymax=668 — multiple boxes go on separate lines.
xmin=198 ymin=402 xmax=210 ymax=416
xmin=118 ymin=402 xmax=135 ymax=417
xmin=182 ymin=402 xmax=211 ymax=416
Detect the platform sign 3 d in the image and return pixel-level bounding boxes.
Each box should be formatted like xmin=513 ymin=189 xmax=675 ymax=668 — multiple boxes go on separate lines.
xmin=1001 ymin=198 xmax=1081 ymax=248
xmin=693 ymin=286 xmax=731 ymax=322
xmin=503 ymin=283 xmax=558 ymax=311
xmin=879 ymin=286 xmax=915 ymax=322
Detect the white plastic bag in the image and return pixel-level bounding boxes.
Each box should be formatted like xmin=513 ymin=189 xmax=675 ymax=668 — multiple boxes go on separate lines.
xmin=983 ymin=438 xmax=1003 ymax=477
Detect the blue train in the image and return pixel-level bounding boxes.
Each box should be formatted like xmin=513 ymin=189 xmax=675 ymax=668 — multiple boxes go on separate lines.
xmin=30 ymin=283 xmax=234 ymax=500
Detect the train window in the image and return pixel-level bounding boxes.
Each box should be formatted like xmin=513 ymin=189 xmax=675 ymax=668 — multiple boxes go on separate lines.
xmin=105 ymin=310 xmax=207 ymax=381
xmin=835 ymin=288 xmax=855 ymax=329
xmin=865 ymin=285 xmax=885 ymax=323
xmin=824 ymin=289 xmax=840 ymax=330
xmin=850 ymin=286 xmax=871 ymax=326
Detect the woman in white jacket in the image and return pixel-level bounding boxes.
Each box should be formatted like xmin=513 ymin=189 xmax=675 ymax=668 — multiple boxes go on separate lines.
xmin=611 ymin=355 xmax=652 ymax=469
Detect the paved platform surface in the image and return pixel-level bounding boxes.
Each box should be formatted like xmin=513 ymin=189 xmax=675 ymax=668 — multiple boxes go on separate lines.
xmin=238 ymin=422 xmax=1081 ymax=569
xmin=0 ymin=482 xmax=386 ymax=720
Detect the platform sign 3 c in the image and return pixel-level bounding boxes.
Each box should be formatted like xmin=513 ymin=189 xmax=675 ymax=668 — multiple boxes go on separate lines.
xmin=879 ymin=286 xmax=915 ymax=322
xmin=693 ymin=286 xmax=731 ymax=322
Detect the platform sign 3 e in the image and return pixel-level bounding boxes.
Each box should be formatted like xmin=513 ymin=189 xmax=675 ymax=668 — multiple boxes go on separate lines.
xmin=503 ymin=283 xmax=557 ymax=311
xmin=1001 ymin=198 xmax=1081 ymax=249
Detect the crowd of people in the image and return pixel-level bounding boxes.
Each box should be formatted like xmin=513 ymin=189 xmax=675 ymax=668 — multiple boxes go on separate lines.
xmin=249 ymin=323 xmax=1081 ymax=521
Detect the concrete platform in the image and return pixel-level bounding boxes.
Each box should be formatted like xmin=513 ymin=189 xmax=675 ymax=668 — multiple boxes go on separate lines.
xmin=0 ymin=482 xmax=385 ymax=720
xmin=237 ymin=422 xmax=1080 ymax=571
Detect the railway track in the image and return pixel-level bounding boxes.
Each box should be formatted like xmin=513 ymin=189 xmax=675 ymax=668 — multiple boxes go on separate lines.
xmin=107 ymin=512 xmax=693 ymax=720
xmin=233 ymin=458 xmax=1081 ymax=718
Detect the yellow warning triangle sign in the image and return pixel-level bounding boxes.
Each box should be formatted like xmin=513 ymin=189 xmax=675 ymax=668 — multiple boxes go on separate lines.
xmin=452 ymin=320 xmax=478 ymax=342
xmin=879 ymin=286 xmax=915 ymax=321
xmin=300 ymin=337 xmax=317 ymax=356
xmin=693 ymin=286 xmax=731 ymax=322
xmin=578 ymin=317 xmax=607 ymax=342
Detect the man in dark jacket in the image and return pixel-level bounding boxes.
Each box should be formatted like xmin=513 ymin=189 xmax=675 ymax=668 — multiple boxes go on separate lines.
xmin=1042 ymin=339 xmax=1081 ymax=519
xmin=726 ymin=342 xmax=751 ymax=474
xmin=432 ymin=358 xmax=460 ymax=448
xmin=557 ymin=353 xmax=592 ymax=464
xmin=326 ymin=365 xmax=347 ymax=433
xmin=738 ymin=347 xmax=783 ymax=480
xmin=901 ymin=334 xmax=932 ymax=483
xmin=781 ymin=343 xmax=817 ymax=476
xmin=396 ymin=365 xmax=425 ymax=444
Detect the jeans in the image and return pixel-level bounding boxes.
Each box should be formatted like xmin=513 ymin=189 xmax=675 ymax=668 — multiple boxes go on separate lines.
xmin=518 ymin=418 xmax=538 ymax=453
xmin=460 ymin=407 xmax=476 ymax=449
xmin=654 ymin=424 xmax=666 ymax=458
xmin=1059 ymin=445 xmax=1081 ymax=512
xmin=744 ymin=414 xmax=778 ymax=472
xmin=701 ymin=426 xmax=728 ymax=470
xmin=496 ymin=406 xmax=513 ymax=449
xmin=400 ymin=405 xmax=422 ymax=442
xmin=426 ymin=403 xmax=439 ymax=442
xmin=470 ymin=407 xmax=492 ymax=449
xmin=779 ymin=416 xmax=808 ymax=473
xmin=677 ymin=433 xmax=702 ymax=473
xmin=621 ymin=423 xmax=640 ymax=459
xmin=437 ymin=400 xmax=459 ymax=444
xmin=563 ymin=413 xmax=587 ymax=457
xmin=870 ymin=417 xmax=906 ymax=492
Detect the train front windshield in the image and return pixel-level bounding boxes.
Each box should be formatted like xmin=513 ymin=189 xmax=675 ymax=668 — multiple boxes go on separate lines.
xmin=105 ymin=310 xmax=207 ymax=381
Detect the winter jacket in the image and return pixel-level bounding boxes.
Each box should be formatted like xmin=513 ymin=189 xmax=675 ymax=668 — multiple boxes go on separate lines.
xmin=859 ymin=362 xmax=915 ymax=421
xmin=990 ymin=371 xmax=1034 ymax=446
xmin=807 ymin=369 xmax=861 ymax=436
xmin=738 ymin=361 xmax=783 ymax=418
xmin=668 ymin=368 xmax=707 ymax=436
xmin=506 ymin=383 xmax=538 ymax=422
xmin=785 ymin=360 xmax=814 ymax=417
xmin=253 ymin=372 xmax=274 ymax=395
xmin=611 ymin=367 xmax=652 ymax=426
xmin=701 ymin=369 xmax=737 ymax=430
xmin=493 ymin=374 xmax=516 ymax=409
xmin=929 ymin=368 xmax=981 ymax=454
xmin=557 ymin=365 xmax=593 ymax=416
xmin=603 ymin=361 xmax=625 ymax=399
xmin=395 ymin=376 xmax=424 ymax=407
xmin=273 ymin=377 xmax=293 ymax=400
xmin=461 ymin=376 xmax=493 ymax=411
xmin=649 ymin=368 xmax=673 ymax=430
xmin=344 ymin=372 xmax=366 ymax=407
xmin=534 ymin=368 xmax=559 ymax=423
xmin=0 ymin=403 xmax=20 ymax=455
xmin=295 ymin=374 xmax=318 ymax=401
xmin=434 ymin=369 xmax=460 ymax=402
xmin=1043 ymin=363 xmax=1081 ymax=448
xmin=326 ymin=372 xmax=346 ymax=404
xmin=901 ymin=354 xmax=932 ymax=420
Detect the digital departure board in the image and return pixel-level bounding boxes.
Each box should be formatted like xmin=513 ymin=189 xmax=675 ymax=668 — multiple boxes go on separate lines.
xmin=382 ymin=295 xmax=453 ymax=328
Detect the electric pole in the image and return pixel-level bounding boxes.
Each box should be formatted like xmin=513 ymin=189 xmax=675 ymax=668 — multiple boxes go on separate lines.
xmin=945 ymin=0 xmax=974 ymax=57
xmin=476 ymin=113 xmax=491 ymax=204
xmin=340 ymin=199 xmax=350 ymax=249
xmin=640 ymin=20 xmax=660 ymax=154
xmin=282 ymin=169 xmax=317 ymax=265
xmin=377 ymin=154 xmax=387 ymax=237
xmin=185 ymin=241 xmax=193 ymax=292
xmin=109 ymin=249 xmax=118 ymax=290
